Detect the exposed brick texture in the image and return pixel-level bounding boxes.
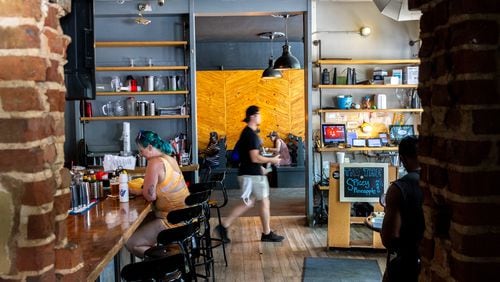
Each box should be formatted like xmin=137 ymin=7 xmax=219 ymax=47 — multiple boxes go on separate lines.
xmin=0 ymin=1 xmax=78 ymax=281
xmin=0 ymin=0 xmax=42 ymax=19
xmin=54 ymin=243 xmax=82 ymax=273
xmin=27 ymin=211 xmax=55 ymax=240
xmin=46 ymin=89 xmax=66 ymax=112
xmin=473 ymin=109 xmax=500 ymax=134
xmin=0 ymin=117 xmax=57 ymax=143
xmin=21 ymin=179 xmax=56 ymax=206
xmin=0 ymin=145 xmax=57 ymax=172
xmin=450 ymin=229 xmax=500 ymax=257
xmin=415 ymin=0 xmax=500 ymax=280
xmin=16 ymin=243 xmax=55 ymax=272
xmin=0 ymin=56 xmax=47 ymax=81
xmin=0 ymin=25 xmax=40 ymax=49
xmin=0 ymin=87 xmax=44 ymax=112
xmin=448 ymin=170 xmax=499 ymax=196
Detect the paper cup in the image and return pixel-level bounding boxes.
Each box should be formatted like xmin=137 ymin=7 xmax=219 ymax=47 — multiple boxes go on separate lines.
xmin=336 ymin=152 xmax=345 ymax=164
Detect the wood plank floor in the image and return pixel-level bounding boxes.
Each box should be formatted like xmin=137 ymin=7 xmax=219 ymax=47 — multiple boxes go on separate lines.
xmin=209 ymin=216 xmax=386 ymax=282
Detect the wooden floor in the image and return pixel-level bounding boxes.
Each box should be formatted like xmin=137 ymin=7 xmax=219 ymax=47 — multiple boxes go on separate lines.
xmin=209 ymin=215 xmax=386 ymax=282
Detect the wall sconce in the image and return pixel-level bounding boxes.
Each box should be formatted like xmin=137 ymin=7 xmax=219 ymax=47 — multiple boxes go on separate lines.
xmin=313 ymin=26 xmax=372 ymax=37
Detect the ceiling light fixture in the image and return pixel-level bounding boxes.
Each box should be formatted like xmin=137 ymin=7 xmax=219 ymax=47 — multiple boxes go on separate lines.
xmin=259 ymin=32 xmax=284 ymax=80
xmin=273 ymin=14 xmax=301 ymax=70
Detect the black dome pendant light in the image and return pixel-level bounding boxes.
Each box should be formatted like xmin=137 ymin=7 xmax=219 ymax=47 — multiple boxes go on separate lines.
xmin=259 ymin=31 xmax=284 ymax=79
xmin=273 ymin=14 xmax=300 ymax=70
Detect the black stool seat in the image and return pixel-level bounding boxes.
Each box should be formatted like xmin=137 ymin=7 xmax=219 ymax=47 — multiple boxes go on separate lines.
xmin=121 ymin=253 xmax=185 ymax=282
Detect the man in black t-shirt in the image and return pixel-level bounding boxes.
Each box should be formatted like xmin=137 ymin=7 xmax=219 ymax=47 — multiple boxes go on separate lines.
xmin=215 ymin=105 xmax=285 ymax=242
xmin=381 ymin=136 xmax=424 ymax=282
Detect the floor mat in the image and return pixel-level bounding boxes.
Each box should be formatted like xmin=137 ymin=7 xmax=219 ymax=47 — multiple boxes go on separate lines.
xmin=302 ymin=257 xmax=382 ymax=282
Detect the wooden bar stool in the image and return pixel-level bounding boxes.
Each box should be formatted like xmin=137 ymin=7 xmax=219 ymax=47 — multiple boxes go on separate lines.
xmin=144 ymin=205 xmax=203 ymax=281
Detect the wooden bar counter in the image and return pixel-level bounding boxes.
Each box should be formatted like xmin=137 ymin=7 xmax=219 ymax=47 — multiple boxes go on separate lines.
xmin=66 ymin=196 xmax=152 ymax=281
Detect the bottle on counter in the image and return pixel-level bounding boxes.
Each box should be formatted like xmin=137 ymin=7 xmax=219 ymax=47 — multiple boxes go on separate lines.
xmin=119 ymin=171 xmax=129 ymax=203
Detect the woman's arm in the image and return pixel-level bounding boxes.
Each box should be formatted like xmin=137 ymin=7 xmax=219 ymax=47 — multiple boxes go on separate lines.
xmin=141 ymin=158 xmax=162 ymax=201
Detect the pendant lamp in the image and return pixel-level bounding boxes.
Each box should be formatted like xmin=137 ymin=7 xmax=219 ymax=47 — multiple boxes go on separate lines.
xmin=273 ymin=14 xmax=300 ymax=70
xmin=259 ymin=32 xmax=284 ymax=79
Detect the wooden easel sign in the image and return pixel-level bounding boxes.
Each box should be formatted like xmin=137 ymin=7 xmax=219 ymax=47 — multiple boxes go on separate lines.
xmin=339 ymin=163 xmax=389 ymax=202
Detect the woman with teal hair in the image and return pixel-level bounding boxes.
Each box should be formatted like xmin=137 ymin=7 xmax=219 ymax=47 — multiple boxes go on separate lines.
xmin=126 ymin=130 xmax=190 ymax=257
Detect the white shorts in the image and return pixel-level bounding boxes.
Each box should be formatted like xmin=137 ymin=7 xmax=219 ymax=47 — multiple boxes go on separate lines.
xmin=237 ymin=175 xmax=270 ymax=205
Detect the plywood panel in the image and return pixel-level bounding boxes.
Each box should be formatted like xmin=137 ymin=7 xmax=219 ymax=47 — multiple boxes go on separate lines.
xmin=196 ymin=70 xmax=305 ymax=150
xmin=196 ymin=71 xmax=226 ymax=149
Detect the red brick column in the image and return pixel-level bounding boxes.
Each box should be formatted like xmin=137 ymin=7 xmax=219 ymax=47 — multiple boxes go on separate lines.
xmin=0 ymin=1 xmax=83 ymax=281
xmin=409 ymin=0 xmax=500 ymax=281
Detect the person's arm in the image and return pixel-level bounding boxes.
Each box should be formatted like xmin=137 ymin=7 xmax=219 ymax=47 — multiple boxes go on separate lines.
xmin=141 ymin=158 xmax=161 ymax=201
xmin=249 ymin=149 xmax=280 ymax=165
xmin=381 ymin=184 xmax=402 ymax=250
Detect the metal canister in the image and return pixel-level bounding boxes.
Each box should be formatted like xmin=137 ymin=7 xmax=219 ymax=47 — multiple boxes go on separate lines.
xmin=149 ymin=100 xmax=155 ymax=116
xmin=90 ymin=182 xmax=99 ymax=200
xmin=80 ymin=182 xmax=90 ymax=207
xmin=137 ymin=101 xmax=147 ymax=116
xmin=70 ymin=183 xmax=80 ymax=211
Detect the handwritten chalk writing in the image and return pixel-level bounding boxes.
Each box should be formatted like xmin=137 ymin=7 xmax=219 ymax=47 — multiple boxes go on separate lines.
xmin=343 ymin=167 xmax=385 ymax=198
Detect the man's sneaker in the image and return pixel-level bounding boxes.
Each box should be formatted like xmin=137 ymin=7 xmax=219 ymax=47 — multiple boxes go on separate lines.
xmin=261 ymin=231 xmax=285 ymax=242
xmin=214 ymin=225 xmax=231 ymax=243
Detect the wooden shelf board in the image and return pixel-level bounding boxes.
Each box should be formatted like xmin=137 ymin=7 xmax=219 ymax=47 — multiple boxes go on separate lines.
xmin=318 ymin=185 xmax=329 ymax=191
xmin=95 ymin=41 xmax=188 ymax=47
xmin=317 ymin=84 xmax=417 ymax=89
xmin=96 ymin=90 xmax=188 ymax=96
xmin=316 ymin=59 xmax=420 ymax=65
xmin=350 ymin=217 xmax=366 ymax=224
xmin=317 ymin=146 xmax=398 ymax=152
xmin=317 ymin=108 xmax=423 ymax=113
xmin=96 ymin=66 xmax=188 ymax=71
xmin=80 ymin=115 xmax=189 ymax=121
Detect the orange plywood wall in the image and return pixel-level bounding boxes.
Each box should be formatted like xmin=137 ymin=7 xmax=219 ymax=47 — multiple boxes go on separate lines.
xmin=196 ymin=70 xmax=305 ymax=150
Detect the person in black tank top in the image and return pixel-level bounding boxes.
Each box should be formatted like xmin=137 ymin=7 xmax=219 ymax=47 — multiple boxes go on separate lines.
xmin=382 ymin=136 xmax=424 ymax=282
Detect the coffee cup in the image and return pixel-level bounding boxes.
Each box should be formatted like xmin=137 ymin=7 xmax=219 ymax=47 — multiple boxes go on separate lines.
xmin=336 ymin=152 xmax=345 ymax=164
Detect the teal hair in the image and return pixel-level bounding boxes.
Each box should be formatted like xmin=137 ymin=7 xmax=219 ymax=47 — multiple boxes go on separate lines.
xmin=136 ymin=130 xmax=174 ymax=155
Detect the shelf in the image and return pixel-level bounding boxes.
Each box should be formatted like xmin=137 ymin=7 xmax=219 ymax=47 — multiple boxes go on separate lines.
xmin=95 ymin=41 xmax=188 ymax=48
xmin=316 ymin=59 xmax=420 ymax=65
xmin=317 ymin=108 xmax=423 ymax=113
xmin=80 ymin=115 xmax=189 ymax=121
xmin=96 ymin=90 xmax=189 ymax=96
xmin=95 ymin=66 xmax=188 ymax=72
xmin=317 ymin=84 xmax=417 ymax=89
xmin=317 ymin=147 xmax=398 ymax=152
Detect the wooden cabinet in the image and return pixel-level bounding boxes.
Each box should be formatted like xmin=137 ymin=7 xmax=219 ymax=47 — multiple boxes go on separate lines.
xmin=327 ymin=163 xmax=397 ymax=249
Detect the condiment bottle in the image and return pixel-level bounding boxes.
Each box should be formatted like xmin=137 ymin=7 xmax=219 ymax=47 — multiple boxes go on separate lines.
xmin=119 ymin=171 xmax=129 ymax=203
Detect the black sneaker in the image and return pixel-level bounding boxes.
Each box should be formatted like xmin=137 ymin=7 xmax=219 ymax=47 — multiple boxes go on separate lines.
xmin=261 ymin=231 xmax=285 ymax=242
xmin=215 ymin=225 xmax=231 ymax=243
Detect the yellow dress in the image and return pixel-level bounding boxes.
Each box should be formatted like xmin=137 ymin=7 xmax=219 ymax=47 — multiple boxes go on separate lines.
xmin=153 ymin=157 xmax=189 ymax=228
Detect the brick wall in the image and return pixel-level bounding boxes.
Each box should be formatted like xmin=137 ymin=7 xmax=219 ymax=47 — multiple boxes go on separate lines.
xmin=0 ymin=1 xmax=83 ymax=281
xmin=409 ymin=0 xmax=500 ymax=281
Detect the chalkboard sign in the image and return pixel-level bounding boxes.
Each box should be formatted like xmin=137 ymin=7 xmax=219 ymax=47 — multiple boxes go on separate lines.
xmin=339 ymin=163 xmax=389 ymax=202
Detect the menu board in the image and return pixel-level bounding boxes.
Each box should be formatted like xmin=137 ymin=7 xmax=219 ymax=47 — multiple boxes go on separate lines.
xmin=339 ymin=163 xmax=389 ymax=202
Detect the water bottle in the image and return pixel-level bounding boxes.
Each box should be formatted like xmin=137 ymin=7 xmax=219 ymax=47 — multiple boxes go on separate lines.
xmin=119 ymin=171 xmax=129 ymax=203
xmin=332 ymin=67 xmax=337 ymax=85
